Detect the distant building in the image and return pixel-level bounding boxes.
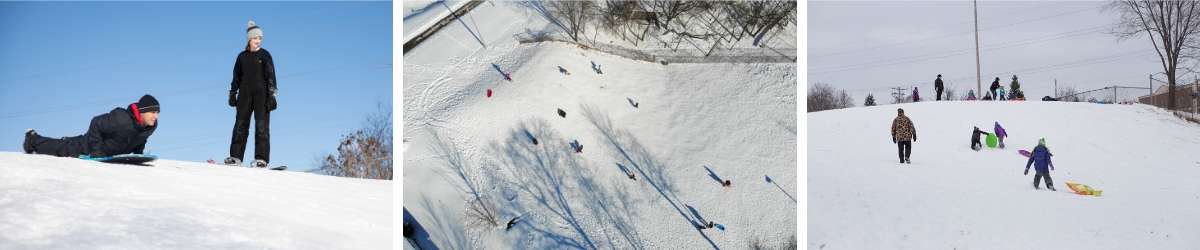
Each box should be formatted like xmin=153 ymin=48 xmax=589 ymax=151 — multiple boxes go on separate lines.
xmin=1138 ymin=82 xmax=1200 ymax=111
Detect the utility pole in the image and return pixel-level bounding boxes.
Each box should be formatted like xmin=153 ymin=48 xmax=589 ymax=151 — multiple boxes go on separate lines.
xmin=974 ymin=0 xmax=982 ymax=97
xmin=891 ymin=86 xmax=908 ymax=103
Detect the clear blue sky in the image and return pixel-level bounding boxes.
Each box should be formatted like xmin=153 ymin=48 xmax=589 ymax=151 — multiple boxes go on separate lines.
xmin=0 ymin=2 xmax=392 ymax=172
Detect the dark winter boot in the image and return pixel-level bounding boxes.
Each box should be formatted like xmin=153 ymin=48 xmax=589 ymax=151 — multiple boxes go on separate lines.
xmin=224 ymin=157 xmax=242 ymax=166
xmin=23 ymin=129 xmax=37 ymax=154
xmin=1048 ymin=186 xmax=1057 ymax=191
xmin=253 ymin=159 xmax=268 ymax=168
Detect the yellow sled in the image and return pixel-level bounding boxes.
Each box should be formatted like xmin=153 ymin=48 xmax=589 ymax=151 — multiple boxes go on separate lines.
xmin=1066 ymin=182 xmax=1102 ymax=197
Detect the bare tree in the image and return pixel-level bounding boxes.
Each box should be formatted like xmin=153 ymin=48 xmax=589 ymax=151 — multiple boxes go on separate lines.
xmin=808 ymin=83 xmax=854 ymax=112
xmin=317 ymin=103 xmax=393 ymax=180
xmin=1058 ymin=87 xmax=1082 ymax=102
xmin=526 ymin=1 xmax=596 ymax=42
xmin=1110 ymin=1 xmax=1200 ymax=110
xmin=727 ymin=0 xmax=797 ymax=45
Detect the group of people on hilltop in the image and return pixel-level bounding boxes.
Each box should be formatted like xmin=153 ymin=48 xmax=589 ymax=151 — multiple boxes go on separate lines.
xmin=921 ymin=74 xmax=1026 ymax=101
xmin=890 ymin=109 xmax=1057 ymax=191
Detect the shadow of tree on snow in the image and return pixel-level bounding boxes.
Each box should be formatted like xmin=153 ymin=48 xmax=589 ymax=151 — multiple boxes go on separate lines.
xmin=581 ymin=104 xmax=720 ymax=250
xmin=488 ymin=118 xmax=645 ymax=250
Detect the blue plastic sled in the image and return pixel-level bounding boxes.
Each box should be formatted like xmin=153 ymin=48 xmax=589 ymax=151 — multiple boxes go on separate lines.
xmin=81 ymin=154 xmax=158 ymax=165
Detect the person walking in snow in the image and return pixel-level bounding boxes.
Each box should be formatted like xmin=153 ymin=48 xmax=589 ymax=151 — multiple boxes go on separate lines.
xmin=989 ymin=77 xmax=1001 ymax=101
xmin=971 ymin=126 xmax=991 ymax=151
xmin=591 ymin=60 xmax=602 ymax=74
xmin=993 ymin=122 xmax=1007 ymax=148
xmin=1024 ymin=138 xmax=1056 ymax=191
xmin=225 ymin=19 xmax=278 ymax=168
xmin=23 ymin=95 xmax=160 ymax=158
xmin=934 ymin=74 xmax=945 ymax=101
xmin=891 ymin=108 xmax=917 ymax=164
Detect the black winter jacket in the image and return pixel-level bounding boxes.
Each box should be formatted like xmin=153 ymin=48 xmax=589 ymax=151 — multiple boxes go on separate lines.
xmin=231 ymin=48 xmax=277 ymax=94
xmin=85 ymin=104 xmax=157 ymax=156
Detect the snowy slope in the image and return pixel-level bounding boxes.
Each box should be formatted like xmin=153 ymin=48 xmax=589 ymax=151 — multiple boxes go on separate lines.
xmin=808 ymin=101 xmax=1200 ymax=249
xmin=403 ymin=2 xmax=797 ymax=249
xmin=0 ymin=152 xmax=391 ymax=249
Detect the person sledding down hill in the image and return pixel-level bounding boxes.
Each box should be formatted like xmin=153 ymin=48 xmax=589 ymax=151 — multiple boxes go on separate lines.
xmin=970 ymin=126 xmax=991 ymax=151
xmin=24 ymin=95 xmax=160 ymax=158
xmin=1024 ymin=138 xmax=1056 ymax=191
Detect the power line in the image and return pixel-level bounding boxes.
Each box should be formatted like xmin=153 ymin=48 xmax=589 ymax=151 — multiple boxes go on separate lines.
xmin=808 ymin=1 xmax=1068 ymax=55
xmin=811 ymin=24 xmax=1113 ymax=74
xmin=810 ymin=3 xmax=1105 ymax=59
xmin=943 ymin=49 xmax=1153 ymax=83
xmin=0 ymin=62 xmax=391 ymax=120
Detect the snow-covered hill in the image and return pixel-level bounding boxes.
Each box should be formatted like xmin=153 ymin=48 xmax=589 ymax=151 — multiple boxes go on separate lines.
xmin=0 ymin=152 xmax=391 ymax=249
xmin=403 ymin=2 xmax=797 ymax=249
xmin=808 ymin=101 xmax=1200 ymax=249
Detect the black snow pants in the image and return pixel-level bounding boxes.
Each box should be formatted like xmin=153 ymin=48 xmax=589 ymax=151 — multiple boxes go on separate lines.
xmin=1033 ymin=170 xmax=1054 ymax=189
xmin=897 ymin=141 xmax=911 ymax=162
xmin=230 ymin=89 xmax=271 ymax=163
xmin=28 ymin=135 xmax=88 ymax=157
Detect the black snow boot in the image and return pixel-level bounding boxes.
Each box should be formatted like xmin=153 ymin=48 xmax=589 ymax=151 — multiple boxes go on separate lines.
xmin=224 ymin=157 xmax=242 ymax=166
xmin=23 ymin=129 xmax=36 ymax=154
xmin=253 ymin=159 xmax=268 ymax=168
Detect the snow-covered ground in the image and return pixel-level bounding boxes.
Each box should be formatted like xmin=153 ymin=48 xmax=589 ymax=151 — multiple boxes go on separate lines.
xmin=403 ymin=1 xmax=797 ymax=249
xmin=0 ymin=152 xmax=391 ymax=249
xmin=808 ymin=101 xmax=1200 ymax=249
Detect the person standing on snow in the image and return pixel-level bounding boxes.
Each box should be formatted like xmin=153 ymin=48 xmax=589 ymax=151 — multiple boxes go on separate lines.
xmin=23 ymin=95 xmax=160 ymax=158
xmin=966 ymin=90 xmax=977 ymax=100
xmin=934 ymin=74 xmax=944 ymax=101
xmin=225 ymin=20 xmax=278 ymax=168
xmin=989 ymin=77 xmax=1001 ymax=101
xmin=891 ymin=108 xmax=917 ymax=164
xmin=1024 ymin=138 xmax=1056 ymax=191
xmin=911 ymin=86 xmax=920 ymax=102
xmin=998 ymin=86 xmax=1007 ymax=101
xmin=993 ymin=122 xmax=1007 ymax=148
xmin=971 ymin=126 xmax=991 ymax=151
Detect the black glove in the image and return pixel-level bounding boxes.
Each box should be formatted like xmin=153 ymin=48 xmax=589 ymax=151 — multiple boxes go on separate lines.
xmin=892 ymin=138 xmax=896 ymax=144
xmin=228 ymin=90 xmax=238 ymax=107
xmin=1023 ymin=169 xmax=1029 ymax=175
xmin=267 ymin=88 xmax=277 ymax=111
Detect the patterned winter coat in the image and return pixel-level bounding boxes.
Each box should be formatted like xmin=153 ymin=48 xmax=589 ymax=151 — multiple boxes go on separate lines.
xmin=891 ymin=114 xmax=916 ymax=142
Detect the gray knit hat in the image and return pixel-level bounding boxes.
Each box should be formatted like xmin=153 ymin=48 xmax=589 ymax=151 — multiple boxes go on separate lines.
xmin=247 ymin=20 xmax=263 ymax=40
